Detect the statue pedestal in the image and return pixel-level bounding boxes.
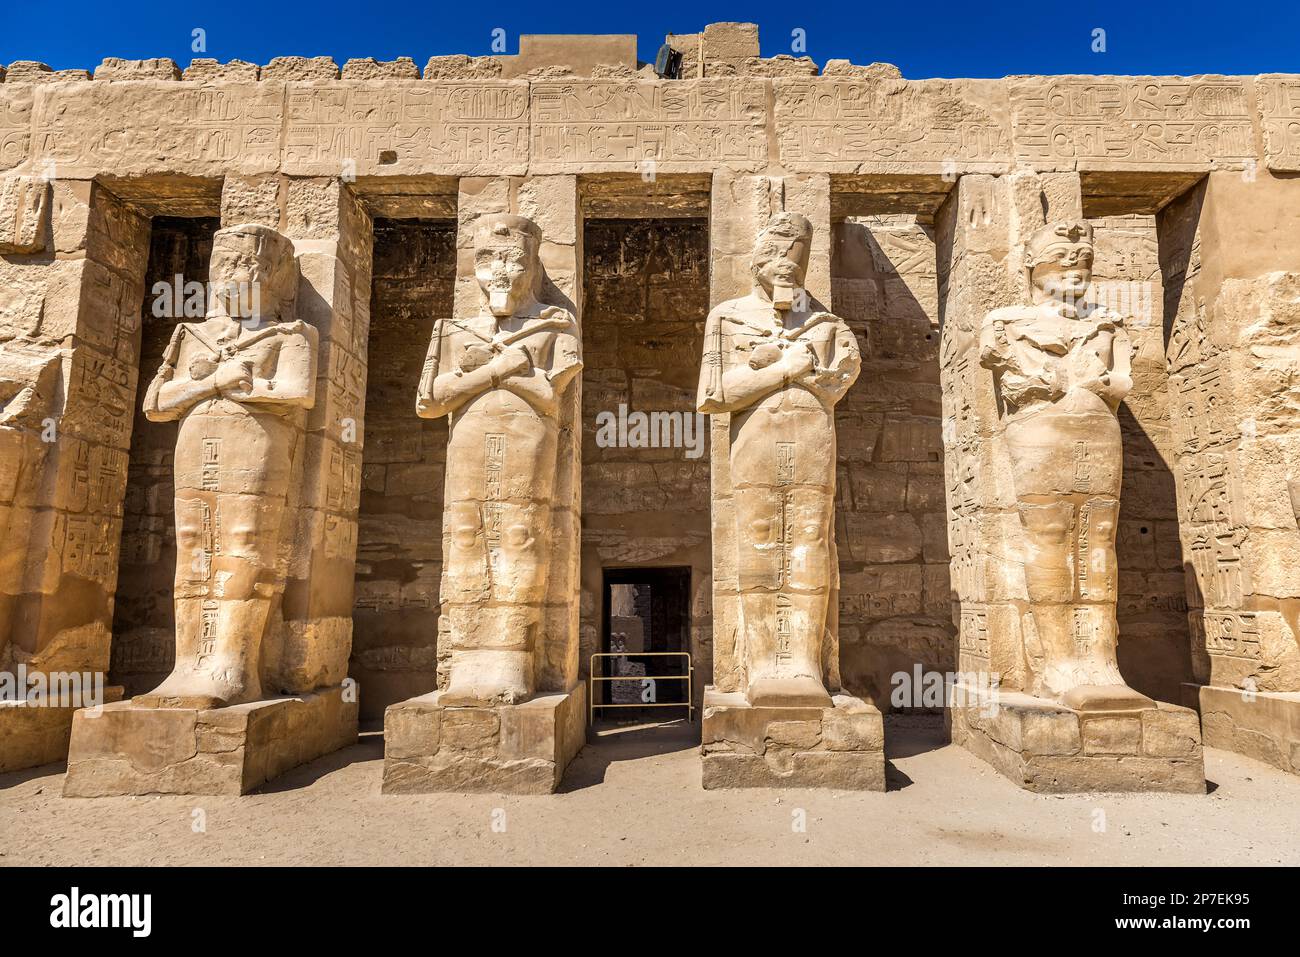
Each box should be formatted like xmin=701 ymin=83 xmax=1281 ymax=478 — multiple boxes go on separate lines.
xmin=700 ymin=688 xmax=885 ymax=790
xmin=0 ymin=686 xmax=124 ymax=775
xmin=62 ymin=686 xmax=357 ymax=797
xmin=1185 ymin=682 xmax=1300 ymax=776
xmin=948 ymin=683 xmax=1205 ymax=793
xmin=382 ymin=686 xmax=586 ymax=795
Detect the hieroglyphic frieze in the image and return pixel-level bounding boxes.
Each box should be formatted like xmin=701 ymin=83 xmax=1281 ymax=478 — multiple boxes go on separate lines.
xmin=1258 ymin=75 xmax=1300 ymax=172
xmin=0 ymin=86 xmax=34 ymax=173
xmin=1010 ymin=76 xmax=1255 ymax=170
xmin=775 ymin=78 xmax=1010 ymax=173
xmin=284 ymin=82 xmax=530 ymax=175
xmin=30 ymin=82 xmax=282 ymax=177
xmin=529 ymin=80 xmax=767 ymax=171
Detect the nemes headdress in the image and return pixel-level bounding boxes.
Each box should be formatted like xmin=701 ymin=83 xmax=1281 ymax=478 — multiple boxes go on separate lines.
xmin=213 ymin=223 xmax=299 ymax=319
xmin=1025 ymin=220 xmax=1094 ymax=268
xmin=475 ymin=213 xmax=542 ymax=248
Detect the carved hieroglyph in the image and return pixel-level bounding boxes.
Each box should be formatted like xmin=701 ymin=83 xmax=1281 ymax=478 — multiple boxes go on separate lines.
xmin=134 ymin=223 xmax=317 ymax=709
xmin=698 ymin=212 xmax=861 ymax=707
xmin=979 ymin=220 xmax=1151 ymax=711
xmin=416 ymin=213 xmax=581 ymax=706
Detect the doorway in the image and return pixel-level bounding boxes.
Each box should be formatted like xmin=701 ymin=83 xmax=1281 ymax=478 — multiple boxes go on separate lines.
xmin=600 ymin=567 xmax=691 ymax=708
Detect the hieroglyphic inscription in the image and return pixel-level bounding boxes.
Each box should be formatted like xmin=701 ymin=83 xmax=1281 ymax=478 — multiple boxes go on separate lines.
xmin=284 ymin=82 xmax=530 ymax=174
xmin=0 ymin=86 xmax=34 ymax=172
xmin=531 ymin=81 xmax=766 ymax=168
xmin=776 ymin=79 xmax=1010 ymax=170
xmin=1202 ymin=611 xmax=1261 ymax=660
xmin=1258 ymin=76 xmax=1300 ymax=172
xmin=32 ymin=83 xmax=282 ymax=176
xmin=1011 ymin=77 xmax=1254 ymax=169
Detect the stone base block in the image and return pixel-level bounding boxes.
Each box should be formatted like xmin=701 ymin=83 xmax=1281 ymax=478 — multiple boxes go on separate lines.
xmin=1186 ymin=682 xmax=1300 ymax=775
xmin=700 ymin=687 xmax=885 ymax=790
xmin=948 ymin=684 xmax=1205 ymax=793
xmin=62 ymin=686 xmax=358 ymax=797
xmin=382 ymin=685 xmax=586 ymax=795
xmin=0 ymin=686 xmax=124 ymax=776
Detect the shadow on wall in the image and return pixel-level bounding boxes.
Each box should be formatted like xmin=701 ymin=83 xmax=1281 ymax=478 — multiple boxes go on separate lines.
xmin=1115 ymin=403 xmax=1191 ymax=703
xmin=832 ymin=219 xmax=955 ymax=712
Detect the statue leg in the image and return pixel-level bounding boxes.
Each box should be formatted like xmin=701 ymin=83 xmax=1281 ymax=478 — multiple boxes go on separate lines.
xmin=736 ymin=483 xmax=834 ymax=708
xmin=139 ymin=411 xmax=291 ymax=709
xmin=442 ymin=499 xmax=548 ymax=705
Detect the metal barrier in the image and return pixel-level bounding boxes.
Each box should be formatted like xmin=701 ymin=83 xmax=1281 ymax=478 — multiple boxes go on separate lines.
xmin=589 ymin=651 xmax=694 ymax=724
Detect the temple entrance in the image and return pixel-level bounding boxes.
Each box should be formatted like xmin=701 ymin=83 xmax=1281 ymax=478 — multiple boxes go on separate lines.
xmin=599 ymin=567 xmax=692 ymax=710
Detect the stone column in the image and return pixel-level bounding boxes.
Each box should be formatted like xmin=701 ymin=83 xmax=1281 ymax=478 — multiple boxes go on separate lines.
xmin=699 ymin=170 xmax=885 ymax=790
xmin=63 ymin=175 xmax=366 ymax=796
xmin=382 ymin=175 xmax=586 ymax=795
xmin=939 ymin=171 xmax=1203 ymax=793
xmin=0 ymin=175 xmax=143 ymax=771
xmin=1161 ymin=169 xmax=1300 ymax=776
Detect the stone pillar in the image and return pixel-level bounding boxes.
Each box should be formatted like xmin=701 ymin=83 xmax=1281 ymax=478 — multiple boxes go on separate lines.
xmin=0 ymin=175 xmax=142 ymax=772
xmin=699 ymin=171 xmax=885 ymax=790
xmin=63 ymin=175 xmax=366 ymax=796
xmin=1161 ymin=169 xmax=1300 ymax=776
xmin=382 ymin=175 xmax=586 ymax=794
xmin=940 ymin=171 xmax=1204 ymax=793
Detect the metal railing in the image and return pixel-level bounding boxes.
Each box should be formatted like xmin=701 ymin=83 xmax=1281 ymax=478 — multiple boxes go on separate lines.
xmin=589 ymin=651 xmax=694 ymax=724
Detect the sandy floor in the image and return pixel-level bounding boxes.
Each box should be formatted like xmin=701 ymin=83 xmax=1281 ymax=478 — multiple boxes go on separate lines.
xmin=2 ymin=716 xmax=1297 ymax=867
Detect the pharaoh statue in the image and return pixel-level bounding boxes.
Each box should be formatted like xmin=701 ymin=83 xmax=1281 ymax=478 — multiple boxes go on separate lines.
xmin=136 ymin=223 xmax=316 ymax=709
xmin=697 ymin=212 xmax=861 ymax=708
xmin=980 ymin=220 xmax=1151 ymax=711
xmin=0 ymin=347 xmax=61 ymax=672
xmin=416 ymin=213 xmax=581 ymax=706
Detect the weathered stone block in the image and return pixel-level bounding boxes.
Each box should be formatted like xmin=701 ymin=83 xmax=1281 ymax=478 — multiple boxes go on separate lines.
xmin=382 ymin=687 xmax=586 ymax=794
xmin=63 ymin=687 xmax=358 ymax=796
xmin=949 ymin=686 xmax=1204 ymax=793
xmin=701 ymin=689 xmax=885 ymax=790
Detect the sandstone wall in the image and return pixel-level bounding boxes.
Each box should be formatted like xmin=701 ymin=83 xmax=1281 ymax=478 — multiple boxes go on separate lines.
xmin=350 ymin=220 xmax=455 ymax=719
xmin=579 ymin=218 xmax=713 ymax=698
xmin=831 ymin=215 xmax=953 ymax=708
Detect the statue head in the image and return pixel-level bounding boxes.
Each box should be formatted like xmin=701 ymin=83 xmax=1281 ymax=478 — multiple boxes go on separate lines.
xmin=474 ymin=213 xmax=542 ymax=318
xmin=1025 ymin=220 xmax=1094 ymax=306
xmin=751 ymin=212 xmax=812 ymax=310
xmin=208 ymin=224 xmax=298 ymax=324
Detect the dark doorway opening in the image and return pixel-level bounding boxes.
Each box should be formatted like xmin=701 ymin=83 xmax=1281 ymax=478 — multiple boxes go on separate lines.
xmin=600 ymin=567 xmax=691 ymax=708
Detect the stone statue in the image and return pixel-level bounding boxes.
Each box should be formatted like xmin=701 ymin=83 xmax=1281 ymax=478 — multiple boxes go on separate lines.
xmin=697 ymin=212 xmax=861 ymax=707
xmin=980 ymin=220 xmax=1150 ymax=711
xmin=416 ymin=213 xmax=581 ymax=706
xmin=0 ymin=347 xmax=60 ymax=672
xmin=136 ymin=223 xmax=316 ymax=709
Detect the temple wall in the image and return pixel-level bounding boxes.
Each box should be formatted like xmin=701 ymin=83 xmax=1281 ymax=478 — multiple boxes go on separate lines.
xmin=578 ymin=218 xmax=713 ymax=700
xmin=2 ymin=45 xmax=1299 ymax=776
xmin=831 ymin=215 xmax=953 ymax=709
xmin=350 ymin=219 xmax=455 ymax=719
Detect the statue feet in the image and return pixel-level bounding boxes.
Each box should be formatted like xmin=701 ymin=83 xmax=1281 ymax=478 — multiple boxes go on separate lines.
xmin=1061 ymin=684 xmax=1155 ymax=712
xmin=133 ymin=662 xmax=260 ymax=710
xmin=1038 ymin=657 xmax=1150 ymax=711
xmin=441 ymin=649 xmax=532 ymax=707
xmin=747 ymin=674 xmax=833 ymax=708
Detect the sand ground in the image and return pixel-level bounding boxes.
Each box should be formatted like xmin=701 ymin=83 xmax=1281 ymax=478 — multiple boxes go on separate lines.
xmin=2 ymin=716 xmax=1297 ymax=867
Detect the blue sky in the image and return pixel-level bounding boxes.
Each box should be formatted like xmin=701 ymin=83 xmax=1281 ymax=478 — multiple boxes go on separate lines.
xmin=3 ymin=0 xmax=1298 ymax=79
